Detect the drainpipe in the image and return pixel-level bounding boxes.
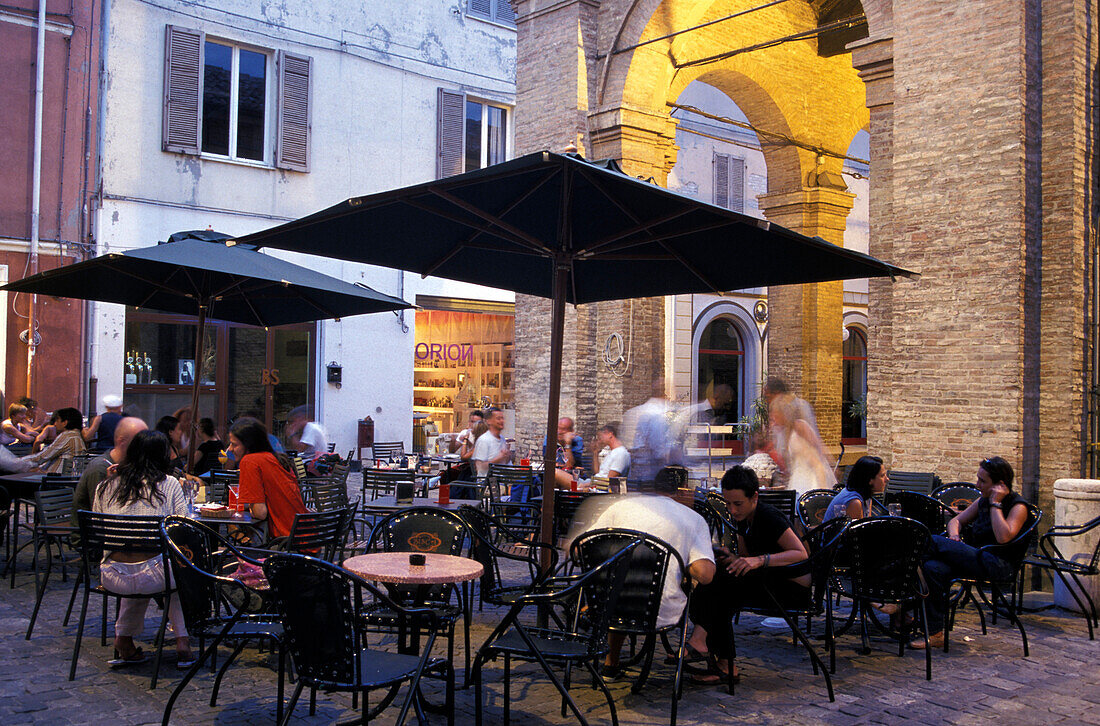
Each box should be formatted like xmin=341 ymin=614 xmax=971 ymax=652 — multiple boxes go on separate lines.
xmin=26 ymin=0 xmax=48 ymax=396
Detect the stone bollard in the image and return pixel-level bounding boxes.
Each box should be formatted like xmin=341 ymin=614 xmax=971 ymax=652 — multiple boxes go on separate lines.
xmin=1051 ymin=479 xmax=1100 ymax=612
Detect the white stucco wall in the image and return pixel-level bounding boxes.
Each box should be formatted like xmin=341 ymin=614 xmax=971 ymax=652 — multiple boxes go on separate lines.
xmin=93 ymin=0 xmax=516 ymax=453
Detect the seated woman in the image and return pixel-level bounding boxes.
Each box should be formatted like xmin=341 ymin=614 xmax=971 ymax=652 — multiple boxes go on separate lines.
xmin=687 ymin=465 xmax=809 ymax=683
xmin=825 ymin=455 xmax=889 ymax=521
xmin=191 ymin=418 xmax=224 ymax=475
xmin=23 ymin=407 xmax=86 ymax=473
xmin=227 ymin=419 xmax=308 ymax=540
xmin=92 ymin=430 xmax=193 ymax=666
xmin=155 ymin=415 xmax=186 ymax=472
xmin=916 ymin=456 xmax=1028 ymax=649
xmin=1 ymin=403 xmax=37 ymax=446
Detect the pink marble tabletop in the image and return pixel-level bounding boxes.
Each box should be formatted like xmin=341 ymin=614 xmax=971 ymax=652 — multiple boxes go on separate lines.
xmin=343 ymin=552 xmax=483 ymax=585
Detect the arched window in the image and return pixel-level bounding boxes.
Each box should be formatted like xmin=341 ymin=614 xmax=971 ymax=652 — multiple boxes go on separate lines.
xmin=697 ymin=317 xmax=743 ymax=423
xmin=842 ymin=327 xmax=867 ymax=442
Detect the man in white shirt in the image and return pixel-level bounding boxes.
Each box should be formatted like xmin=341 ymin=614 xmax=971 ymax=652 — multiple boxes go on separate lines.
xmin=286 ymin=405 xmax=327 ymax=454
xmin=472 ymin=406 xmax=511 ymax=478
xmin=577 ymin=466 xmax=715 ymax=676
xmin=555 ymin=423 xmax=630 ymax=489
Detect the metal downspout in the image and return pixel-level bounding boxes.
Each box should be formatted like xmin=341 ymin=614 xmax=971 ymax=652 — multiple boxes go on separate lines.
xmin=26 ymin=0 xmax=48 ymax=395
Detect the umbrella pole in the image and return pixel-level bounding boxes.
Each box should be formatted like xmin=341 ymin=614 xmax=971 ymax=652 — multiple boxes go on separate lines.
xmin=185 ymin=304 xmax=206 ymax=474
xmin=538 ymin=262 xmax=568 ymax=572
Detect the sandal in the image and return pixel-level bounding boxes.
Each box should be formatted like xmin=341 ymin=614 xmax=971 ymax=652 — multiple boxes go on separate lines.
xmin=689 ymin=664 xmax=740 ymax=685
xmin=665 ymin=644 xmax=709 ymax=666
xmin=107 ymin=647 xmax=148 ymax=667
xmin=176 ymin=654 xmax=198 ymax=669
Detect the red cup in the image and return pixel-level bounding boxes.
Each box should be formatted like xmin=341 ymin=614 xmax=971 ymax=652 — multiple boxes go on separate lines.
xmin=438 ymin=481 xmax=450 ymax=505
xmin=520 ymin=458 xmax=530 ymax=467
xmin=570 ymin=478 xmax=577 ymax=492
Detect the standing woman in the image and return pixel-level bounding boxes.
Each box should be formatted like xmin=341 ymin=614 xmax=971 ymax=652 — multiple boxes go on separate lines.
xmin=227 ymin=419 xmax=307 ymax=540
xmin=770 ymin=393 xmax=836 ymax=495
xmin=92 ymin=430 xmax=193 ymax=666
xmin=916 ymin=456 xmax=1028 ymax=649
xmin=155 ymin=415 xmax=186 ymax=471
xmin=825 ymin=455 xmax=889 ymax=521
xmin=24 ymin=408 xmax=87 ymax=473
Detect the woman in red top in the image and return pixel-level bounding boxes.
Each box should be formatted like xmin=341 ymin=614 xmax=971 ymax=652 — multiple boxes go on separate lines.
xmin=227 ymin=419 xmax=307 ymax=539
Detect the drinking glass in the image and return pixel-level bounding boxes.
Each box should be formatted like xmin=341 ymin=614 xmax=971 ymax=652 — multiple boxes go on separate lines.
xmin=228 ymin=482 xmax=242 ymax=512
xmin=887 ymin=503 xmax=903 ymax=517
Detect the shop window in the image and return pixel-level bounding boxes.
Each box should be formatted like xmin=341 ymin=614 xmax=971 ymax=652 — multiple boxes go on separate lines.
xmin=124 ymin=319 xmax=216 ymax=386
xmin=697 ymin=317 xmax=743 ymax=423
xmin=842 ymin=327 xmax=867 ymax=442
xmin=437 ymin=90 xmax=509 ymax=178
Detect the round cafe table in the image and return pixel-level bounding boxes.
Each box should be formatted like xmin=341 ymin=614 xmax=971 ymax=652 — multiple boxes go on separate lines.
xmin=343 ymin=552 xmax=482 ymax=586
xmin=343 ymin=552 xmax=482 ymax=715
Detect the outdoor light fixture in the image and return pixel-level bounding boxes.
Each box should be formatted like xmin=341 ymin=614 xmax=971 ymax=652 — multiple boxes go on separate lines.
xmin=327 ymin=361 xmax=342 ymax=385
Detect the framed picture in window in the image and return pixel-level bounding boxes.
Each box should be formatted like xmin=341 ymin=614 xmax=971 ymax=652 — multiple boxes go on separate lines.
xmin=178 ymin=359 xmax=195 ymax=385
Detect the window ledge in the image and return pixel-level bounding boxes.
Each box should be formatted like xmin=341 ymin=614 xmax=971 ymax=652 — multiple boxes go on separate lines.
xmin=195 ymin=152 xmax=275 ymax=171
xmin=465 ymin=13 xmax=516 ymax=31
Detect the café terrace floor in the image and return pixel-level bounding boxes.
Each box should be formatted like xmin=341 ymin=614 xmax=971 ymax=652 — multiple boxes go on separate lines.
xmin=3 ymin=476 xmax=1098 ymax=725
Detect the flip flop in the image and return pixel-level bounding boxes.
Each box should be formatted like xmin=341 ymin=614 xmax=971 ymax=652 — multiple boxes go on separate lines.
xmin=108 ymin=647 xmax=148 ymax=667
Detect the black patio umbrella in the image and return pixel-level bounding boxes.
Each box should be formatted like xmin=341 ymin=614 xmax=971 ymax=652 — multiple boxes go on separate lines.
xmin=2 ymin=229 xmax=412 ymax=469
xmin=236 ymin=151 xmax=916 ymax=551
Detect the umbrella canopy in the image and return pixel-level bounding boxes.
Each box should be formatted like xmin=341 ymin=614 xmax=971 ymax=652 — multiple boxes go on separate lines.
xmin=235 ymin=151 xmax=916 ymax=558
xmin=236 ymin=151 xmax=914 ymax=303
xmin=3 ymin=229 xmax=411 ymax=327
xmin=3 ymin=230 xmax=412 ymax=470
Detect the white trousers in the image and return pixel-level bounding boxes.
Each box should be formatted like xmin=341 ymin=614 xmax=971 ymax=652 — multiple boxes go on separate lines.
xmin=99 ymin=555 xmax=188 ymax=639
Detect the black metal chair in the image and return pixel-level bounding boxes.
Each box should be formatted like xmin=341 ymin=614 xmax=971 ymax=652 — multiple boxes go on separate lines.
xmin=458 ymin=505 xmax=558 ymax=612
xmin=571 ymin=529 xmax=692 ymax=726
xmin=734 ymin=517 xmax=849 ymax=697
xmin=798 ymin=489 xmax=838 ymax=532
xmin=361 ymin=507 xmax=473 ymax=680
xmin=552 ymin=490 xmax=602 ymax=541
xmin=839 ymin=517 xmax=934 ymax=680
xmin=692 ymin=497 xmax=735 ymax=553
xmin=71 ymin=511 xmax=175 ymax=689
xmin=472 ymin=538 xmax=642 ymax=726
xmin=208 ymin=470 xmax=238 ymax=506
xmin=25 ymin=487 xmax=80 ymax=638
xmin=487 ymin=464 xmax=536 ymax=503
xmin=0 ymin=485 xmax=10 ymax=556
xmin=371 ymin=441 xmax=405 ymax=462
xmin=301 ymin=478 xmax=350 ymax=512
xmin=361 ymin=469 xmax=416 ymax=503
xmin=947 ymin=503 xmax=1043 ymax=656
xmin=8 ymin=475 xmax=80 ymax=587
xmin=882 ymin=490 xmax=956 ymax=535
xmin=270 ymin=508 xmax=350 ymax=562
xmin=932 ymin=482 xmax=981 ymax=513
xmin=887 ymin=470 xmax=938 ymax=496
xmin=290 ymin=456 xmax=308 ymax=482
xmin=1020 ymin=512 xmax=1100 ymax=639
xmin=758 ymin=489 xmax=798 ymax=522
xmin=160 ymin=516 xmax=287 ymax=725
xmin=263 ymin=552 xmax=453 ymax=726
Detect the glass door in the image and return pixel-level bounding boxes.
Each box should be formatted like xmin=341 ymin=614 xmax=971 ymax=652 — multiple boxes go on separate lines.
xmin=270 ymin=328 xmax=313 ymax=442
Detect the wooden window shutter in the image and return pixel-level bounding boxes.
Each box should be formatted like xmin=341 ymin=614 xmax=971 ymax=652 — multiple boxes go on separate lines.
xmin=713 ymin=153 xmax=730 ymax=209
xmin=162 ymin=25 xmax=203 ymax=154
xmin=493 ymin=0 xmax=516 ymax=25
xmin=276 ymin=50 xmax=312 ymax=172
xmin=468 ymin=0 xmax=491 ymax=20
xmin=437 ymin=89 xmax=465 ymax=179
xmin=728 ymin=156 xmax=745 ymax=213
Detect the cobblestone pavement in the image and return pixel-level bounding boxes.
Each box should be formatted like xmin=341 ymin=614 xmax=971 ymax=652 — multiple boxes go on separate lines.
xmin=3 ymin=507 xmax=1098 ymax=724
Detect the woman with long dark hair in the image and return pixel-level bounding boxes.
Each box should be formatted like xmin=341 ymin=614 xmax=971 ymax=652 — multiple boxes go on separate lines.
xmin=825 ymin=455 xmax=889 ymax=521
xmin=92 ymin=430 xmax=193 ymax=666
xmin=155 ymin=415 xmax=186 ymax=471
xmin=227 ymin=418 xmax=307 ymax=539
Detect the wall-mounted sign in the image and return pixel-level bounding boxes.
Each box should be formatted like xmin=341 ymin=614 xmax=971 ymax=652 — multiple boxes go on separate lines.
xmin=415 ymin=343 xmax=474 ymax=363
xmin=261 ymin=368 xmax=280 ymax=385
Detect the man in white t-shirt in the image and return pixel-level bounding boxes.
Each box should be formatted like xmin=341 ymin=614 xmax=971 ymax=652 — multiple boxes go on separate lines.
xmin=472 ymin=406 xmax=511 ymax=478
xmin=286 ymin=405 xmax=327 ymax=454
xmin=577 ymin=466 xmax=715 ymax=676
xmin=555 ymin=423 xmax=630 ymax=489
